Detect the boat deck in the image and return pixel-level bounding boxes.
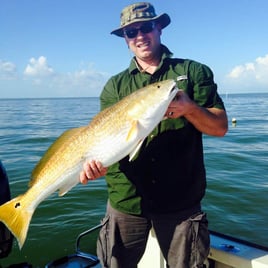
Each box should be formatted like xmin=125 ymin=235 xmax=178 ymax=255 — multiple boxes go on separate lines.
xmin=138 ymin=229 xmax=268 ymax=268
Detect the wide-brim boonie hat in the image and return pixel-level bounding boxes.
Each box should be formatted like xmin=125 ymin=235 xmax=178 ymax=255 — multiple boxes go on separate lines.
xmin=111 ymin=2 xmax=171 ymax=37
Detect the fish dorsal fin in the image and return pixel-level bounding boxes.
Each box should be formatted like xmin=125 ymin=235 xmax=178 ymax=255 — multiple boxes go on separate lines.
xmin=129 ymin=139 xmax=144 ymax=161
xmin=30 ymin=126 xmax=87 ymax=186
xmin=126 ymin=120 xmax=139 ymax=142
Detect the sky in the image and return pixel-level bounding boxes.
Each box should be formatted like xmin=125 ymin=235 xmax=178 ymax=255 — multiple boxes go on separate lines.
xmin=0 ymin=0 xmax=268 ymax=98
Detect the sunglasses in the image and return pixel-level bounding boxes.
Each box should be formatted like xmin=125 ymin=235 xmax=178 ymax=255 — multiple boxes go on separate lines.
xmin=124 ymin=22 xmax=156 ymax=39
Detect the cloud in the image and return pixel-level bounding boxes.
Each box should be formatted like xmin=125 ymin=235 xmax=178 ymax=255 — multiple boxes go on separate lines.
xmin=22 ymin=56 xmax=108 ymax=97
xmin=0 ymin=60 xmax=17 ymax=80
xmin=53 ymin=65 xmax=108 ymax=96
xmin=24 ymin=56 xmax=54 ymax=77
xmin=226 ymin=54 xmax=268 ymax=92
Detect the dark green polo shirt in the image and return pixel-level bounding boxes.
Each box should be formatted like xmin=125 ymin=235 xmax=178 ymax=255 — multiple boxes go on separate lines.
xmin=100 ymin=45 xmax=225 ymax=215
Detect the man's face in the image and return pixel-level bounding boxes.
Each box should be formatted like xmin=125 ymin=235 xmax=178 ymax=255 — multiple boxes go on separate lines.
xmin=124 ymin=21 xmax=162 ymax=62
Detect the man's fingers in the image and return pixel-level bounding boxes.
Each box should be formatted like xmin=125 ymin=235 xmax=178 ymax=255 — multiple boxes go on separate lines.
xmin=80 ymin=160 xmax=107 ymax=185
xmin=79 ymin=170 xmax=89 ymax=184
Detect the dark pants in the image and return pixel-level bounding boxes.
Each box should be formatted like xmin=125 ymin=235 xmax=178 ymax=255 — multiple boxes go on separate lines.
xmin=0 ymin=161 xmax=13 ymax=259
xmin=97 ymin=202 xmax=210 ymax=268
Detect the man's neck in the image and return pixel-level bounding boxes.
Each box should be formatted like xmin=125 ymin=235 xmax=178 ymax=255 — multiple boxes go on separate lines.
xmin=135 ymin=55 xmax=161 ymax=74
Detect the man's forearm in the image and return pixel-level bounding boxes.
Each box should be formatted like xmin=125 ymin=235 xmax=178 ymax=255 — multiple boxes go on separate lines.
xmin=185 ymin=105 xmax=228 ymax=137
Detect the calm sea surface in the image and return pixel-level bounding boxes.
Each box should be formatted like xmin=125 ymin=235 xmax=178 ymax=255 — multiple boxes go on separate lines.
xmin=0 ymin=93 xmax=268 ymax=267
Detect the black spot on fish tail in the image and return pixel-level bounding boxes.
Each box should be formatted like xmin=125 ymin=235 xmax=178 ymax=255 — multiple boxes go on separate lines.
xmin=15 ymin=202 xmax=21 ymax=208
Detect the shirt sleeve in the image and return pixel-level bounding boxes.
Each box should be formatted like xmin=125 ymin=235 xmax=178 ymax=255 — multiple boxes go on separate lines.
xmin=188 ymin=61 xmax=225 ymax=110
xmin=100 ymin=77 xmax=120 ymax=111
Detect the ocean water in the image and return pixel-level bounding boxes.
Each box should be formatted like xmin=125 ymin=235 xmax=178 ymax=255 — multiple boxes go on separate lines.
xmin=0 ymin=93 xmax=267 ymax=267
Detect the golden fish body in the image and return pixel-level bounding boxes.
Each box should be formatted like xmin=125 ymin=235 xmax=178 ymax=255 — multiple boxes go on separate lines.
xmin=0 ymin=79 xmax=177 ymax=248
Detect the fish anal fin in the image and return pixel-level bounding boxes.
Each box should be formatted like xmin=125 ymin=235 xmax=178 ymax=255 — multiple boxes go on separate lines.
xmin=58 ymin=179 xmax=78 ymax=197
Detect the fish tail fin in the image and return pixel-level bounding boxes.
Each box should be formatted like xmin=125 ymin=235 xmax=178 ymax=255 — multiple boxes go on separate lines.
xmin=0 ymin=195 xmax=33 ymax=249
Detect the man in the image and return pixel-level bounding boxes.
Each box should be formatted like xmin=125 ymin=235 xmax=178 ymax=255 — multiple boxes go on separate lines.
xmin=80 ymin=2 xmax=228 ymax=268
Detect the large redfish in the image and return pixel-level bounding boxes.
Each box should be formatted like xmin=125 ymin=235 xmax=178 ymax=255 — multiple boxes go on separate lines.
xmin=0 ymin=80 xmax=178 ymax=249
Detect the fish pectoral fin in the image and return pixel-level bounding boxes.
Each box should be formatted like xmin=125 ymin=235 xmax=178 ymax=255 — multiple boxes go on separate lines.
xmin=126 ymin=120 xmax=139 ymax=142
xmin=129 ymin=139 xmax=144 ymax=161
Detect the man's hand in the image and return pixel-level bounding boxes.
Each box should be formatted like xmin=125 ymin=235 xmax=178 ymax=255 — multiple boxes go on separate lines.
xmin=79 ymin=160 xmax=108 ymax=184
xmin=165 ymin=90 xmax=228 ymax=137
xmin=165 ymin=90 xmax=194 ymax=119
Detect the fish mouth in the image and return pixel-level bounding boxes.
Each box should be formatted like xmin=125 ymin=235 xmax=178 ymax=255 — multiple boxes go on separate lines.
xmin=171 ymin=84 xmax=178 ymax=93
xmin=168 ymin=83 xmax=179 ymax=103
xmin=170 ymin=83 xmax=179 ymax=97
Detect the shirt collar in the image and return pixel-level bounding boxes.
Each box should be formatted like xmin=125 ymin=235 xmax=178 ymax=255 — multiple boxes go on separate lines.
xmin=128 ymin=45 xmax=173 ymax=74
